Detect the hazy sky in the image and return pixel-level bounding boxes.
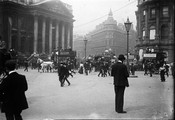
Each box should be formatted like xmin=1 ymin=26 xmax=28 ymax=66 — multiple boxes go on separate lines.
xmin=61 ymin=0 xmax=138 ymax=35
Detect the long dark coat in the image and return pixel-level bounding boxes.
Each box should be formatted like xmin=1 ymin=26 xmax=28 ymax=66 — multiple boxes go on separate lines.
xmin=0 ymin=72 xmax=28 ymax=113
xmin=111 ymin=62 xmax=129 ymax=87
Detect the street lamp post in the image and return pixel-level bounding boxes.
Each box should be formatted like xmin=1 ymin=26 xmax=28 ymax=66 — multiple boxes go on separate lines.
xmin=84 ymin=36 xmax=88 ymax=59
xmin=124 ymin=17 xmax=132 ymax=71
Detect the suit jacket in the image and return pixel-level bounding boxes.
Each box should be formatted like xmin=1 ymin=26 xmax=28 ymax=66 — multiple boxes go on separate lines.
xmin=0 ymin=72 xmax=28 ymax=113
xmin=111 ymin=62 xmax=129 ymax=87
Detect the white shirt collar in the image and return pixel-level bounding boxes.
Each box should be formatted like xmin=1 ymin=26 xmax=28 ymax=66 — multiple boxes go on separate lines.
xmin=118 ymin=60 xmax=122 ymax=63
xmin=9 ymin=71 xmax=16 ymax=74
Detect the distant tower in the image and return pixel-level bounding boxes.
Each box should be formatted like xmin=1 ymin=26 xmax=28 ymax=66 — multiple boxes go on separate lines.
xmin=107 ymin=8 xmax=114 ymax=21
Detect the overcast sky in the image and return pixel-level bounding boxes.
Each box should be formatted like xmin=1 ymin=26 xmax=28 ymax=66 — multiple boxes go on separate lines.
xmin=61 ymin=0 xmax=138 ymax=35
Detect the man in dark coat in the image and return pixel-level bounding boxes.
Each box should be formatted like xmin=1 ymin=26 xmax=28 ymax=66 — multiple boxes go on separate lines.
xmin=58 ymin=63 xmax=70 ymax=87
xmin=111 ymin=54 xmax=129 ymax=113
xmin=0 ymin=60 xmax=28 ymax=120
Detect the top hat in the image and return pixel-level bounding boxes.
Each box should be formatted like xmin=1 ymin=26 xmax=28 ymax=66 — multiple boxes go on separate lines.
xmin=118 ymin=54 xmax=125 ymax=60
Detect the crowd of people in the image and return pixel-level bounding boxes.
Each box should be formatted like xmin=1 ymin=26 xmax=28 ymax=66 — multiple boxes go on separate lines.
xmin=0 ymin=38 xmax=174 ymax=119
xmin=142 ymin=58 xmax=174 ymax=81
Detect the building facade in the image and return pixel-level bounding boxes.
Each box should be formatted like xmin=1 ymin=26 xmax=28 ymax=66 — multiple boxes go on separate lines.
xmin=85 ymin=9 xmax=137 ymax=58
xmin=135 ymin=0 xmax=174 ymax=63
xmin=0 ymin=0 xmax=74 ymax=56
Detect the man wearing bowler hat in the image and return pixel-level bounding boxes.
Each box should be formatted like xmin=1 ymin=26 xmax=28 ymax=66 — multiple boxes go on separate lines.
xmin=111 ymin=54 xmax=129 ymax=113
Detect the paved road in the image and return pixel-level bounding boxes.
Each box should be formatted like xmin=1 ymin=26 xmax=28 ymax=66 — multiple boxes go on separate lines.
xmin=0 ymin=69 xmax=174 ymax=120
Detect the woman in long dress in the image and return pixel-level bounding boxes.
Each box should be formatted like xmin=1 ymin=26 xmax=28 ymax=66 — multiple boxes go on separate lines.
xmin=78 ymin=62 xmax=84 ymax=74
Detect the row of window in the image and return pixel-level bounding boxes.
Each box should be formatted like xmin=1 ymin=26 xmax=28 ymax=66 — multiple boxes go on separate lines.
xmin=143 ymin=6 xmax=169 ymax=19
xmin=142 ymin=25 xmax=169 ymax=40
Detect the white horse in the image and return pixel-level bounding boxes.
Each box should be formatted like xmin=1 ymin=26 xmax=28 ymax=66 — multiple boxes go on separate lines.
xmin=40 ymin=61 xmax=54 ymax=73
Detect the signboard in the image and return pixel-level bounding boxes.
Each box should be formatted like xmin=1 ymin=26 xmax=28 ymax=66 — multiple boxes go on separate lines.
xmin=57 ymin=51 xmax=76 ymax=57
xmin=143 ymin=53 xmax=156 ymax=58
xmin=60 ymin=51 xmax=69 ymax=55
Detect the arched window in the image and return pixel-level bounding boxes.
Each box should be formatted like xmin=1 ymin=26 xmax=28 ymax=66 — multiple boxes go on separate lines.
xmin=161 ymin=24 xmax=169 ymax=40
xmin=149 ymin=26 xmax=155 ymax=40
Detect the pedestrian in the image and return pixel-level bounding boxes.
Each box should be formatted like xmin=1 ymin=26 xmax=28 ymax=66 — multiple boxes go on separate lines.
xmin=130 ymin=63 xmax=136 ymax=75
xmin=164 ymin=63 xmax=169 ymax=77
xmin=62 ymin=63 xmax=71 ymax=86
xmin=78 ymin=62 xmax=84 ymax=74
xmin=159 ymin=65 xmax=166 ymax=82
xmin=58 ymin=63 xmax=70 ymax=87
xmin=24 ymin=60 xmax=28 ymax=72
xmin=84 ymin=61 xmax=89 ymax=75
xmin=148 ymin=61 xmax=153 ymax=77
xmin=58 ymin=62 xmax=64 ymax=87
xmin=143 ymin=62 xmax=148 ymax=75
xmin=98 ymin=62 xmax=104 ymax=77
xmin=111 ymin=54 xmax=129 ymax=113
xmin=0 ymin=60 xmax=28 ymax=120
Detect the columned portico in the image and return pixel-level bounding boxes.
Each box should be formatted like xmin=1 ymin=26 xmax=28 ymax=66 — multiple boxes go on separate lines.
xmin=32 ymin=18 xmax=73 ymax=54
xmin=0 ymin=0 xmax=74 ymax=56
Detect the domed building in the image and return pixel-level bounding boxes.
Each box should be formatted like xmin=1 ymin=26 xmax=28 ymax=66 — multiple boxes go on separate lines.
xmin=85 ymin=9 xmax=137 ymax=58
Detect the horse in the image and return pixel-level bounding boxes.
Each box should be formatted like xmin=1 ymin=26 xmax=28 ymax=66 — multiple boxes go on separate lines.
xmin=40 ymin=61 xmax=54 ymax=73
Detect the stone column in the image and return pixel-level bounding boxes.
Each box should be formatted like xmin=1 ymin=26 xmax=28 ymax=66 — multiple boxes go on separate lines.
xmin=34 ymin=15 xmax=38 ymax=53
xmin=61 ymin=22 xmax=65 ymax=49
xmin=42 ymin=18 xmax=46 ymax=53
xmin=8 ymin=16 xmax=12 ymax=50
xmin=17 ymin=17 xmax=21 ymax=52
xmin=55 ymin=21 xmax=59 ymax=50
xmin=49 ymin=19 xmax=52 ymax=53
xmin=67 ymin=25 xmax=70 ymax=49
xmin=70 ymin=25 xmax=73 ymax=49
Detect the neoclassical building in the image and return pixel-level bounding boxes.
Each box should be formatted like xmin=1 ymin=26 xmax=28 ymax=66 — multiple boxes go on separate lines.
xmin=0 ymin=0 xmax=74 ymax=56
xmin=135 ymin=0 xmax=174 ymax=63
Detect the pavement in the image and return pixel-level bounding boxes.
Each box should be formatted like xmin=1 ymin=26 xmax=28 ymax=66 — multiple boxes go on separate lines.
xmin=0 ymin=69 xmax=174 ymax=120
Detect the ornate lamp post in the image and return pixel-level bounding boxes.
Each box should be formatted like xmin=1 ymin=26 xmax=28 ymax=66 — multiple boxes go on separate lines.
xmin=124 ymin=17 xmax=132 ymax=70
xmin=84 ymin=36 xmax=88 ymax=59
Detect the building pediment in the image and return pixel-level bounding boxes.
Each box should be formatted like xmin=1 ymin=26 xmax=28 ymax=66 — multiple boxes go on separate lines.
xmin=30 ymin=0 xmax=73 ymax=17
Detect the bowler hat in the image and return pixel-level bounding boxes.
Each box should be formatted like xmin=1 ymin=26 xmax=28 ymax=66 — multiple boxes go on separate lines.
xmin=118 ymin=54 xmax=125 ymax=60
